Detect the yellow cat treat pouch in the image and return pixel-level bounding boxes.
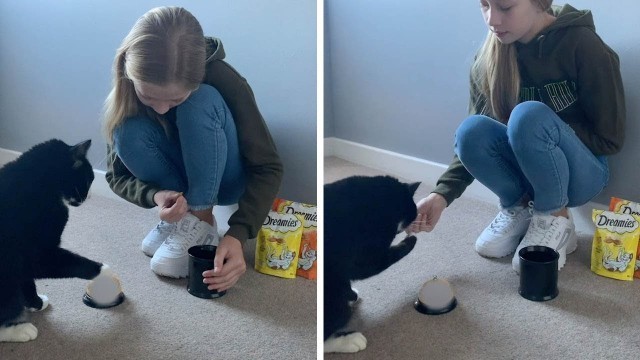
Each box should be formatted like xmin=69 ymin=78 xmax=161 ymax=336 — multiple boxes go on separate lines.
xmin=272 ymin=199 xmax=318 ymax=280
xmin=591 ymin=210 xmax=640 ymax=281
xmin=609 ymin=197 xmax=640 ymax=278
xmin=255 ymin=211 xmax=303 ymax=279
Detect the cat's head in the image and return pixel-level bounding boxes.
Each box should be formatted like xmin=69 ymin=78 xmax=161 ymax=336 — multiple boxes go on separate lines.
xmin=327 ymin=175 xmax=421 ymax=235
xmin=396 ymin=180 xmax=421 ymax=233
xmin=362 ymin=176 xmax=421 ymax=234
xmin=62 ymin=139 xmax=95 ymax=207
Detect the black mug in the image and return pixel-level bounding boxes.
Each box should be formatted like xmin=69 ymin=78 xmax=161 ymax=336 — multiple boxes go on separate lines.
xmin=187 ymin=245 xmax=226 ymax=299
xmin=518 ymin=246 xmax=559 ymax=302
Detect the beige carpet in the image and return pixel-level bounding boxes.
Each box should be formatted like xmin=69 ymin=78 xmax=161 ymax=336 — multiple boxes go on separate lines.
xmin=324 ymin=156 xmax=639 ymax=360
xmin=0 ymin=194 xmax=316 ymax=360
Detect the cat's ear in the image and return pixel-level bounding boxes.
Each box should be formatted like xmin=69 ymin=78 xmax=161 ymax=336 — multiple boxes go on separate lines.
xmin=408 ymin=181 xmax=421 ymax=195
xmin=71 ymin=139 xmax=91 ymax=168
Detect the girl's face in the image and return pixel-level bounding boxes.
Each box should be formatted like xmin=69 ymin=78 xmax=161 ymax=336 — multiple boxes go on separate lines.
xmin=480 ymin=0 xmax=548 ymax=44
xmin=133 ymin=81 xmax=192 ymax=115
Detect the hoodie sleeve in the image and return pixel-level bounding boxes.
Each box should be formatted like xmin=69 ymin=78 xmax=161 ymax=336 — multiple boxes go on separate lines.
xmin=105 ymin=144 xmax=160 ymax=208
xmin=573 ymin=29 xmax=625 ymax=155
xmin=432 ymin=154 xmax=476 ymax=206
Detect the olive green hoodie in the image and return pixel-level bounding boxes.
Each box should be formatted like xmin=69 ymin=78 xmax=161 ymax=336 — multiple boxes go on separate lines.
xmin=105 ymin=37 xmax=284 ymax=243
xmin=433 ymin=4 xmax=625 ymax=206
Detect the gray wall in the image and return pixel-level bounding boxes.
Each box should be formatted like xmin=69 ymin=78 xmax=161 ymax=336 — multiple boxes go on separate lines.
xmin=324 ymin=0 xmax=335 ymax=138
xmin=0 ymin=0 xmax=317 ymax=205
xmin=325 ymin=0 xmax=640 ymax=203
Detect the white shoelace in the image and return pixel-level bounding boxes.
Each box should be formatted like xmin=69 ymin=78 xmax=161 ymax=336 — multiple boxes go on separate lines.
xmin=522 ymin=219 xmax=552 ymax=247
xmin=156 ymin=221 xmax=176 ymax=234
xmin=489 ymin=201 xmax=533 ymax=234
xmin=489 ymin=210 xmax=518 ymax=232
xmin=166 ymin=228 xmax=200 ymax=251
xmin=489 ymin=204 xmax=531 ymax=233
xmin=521 ymin=212 xmax=574 ymax=250
xmin=161 ymin=216 xmax=216 ymax=254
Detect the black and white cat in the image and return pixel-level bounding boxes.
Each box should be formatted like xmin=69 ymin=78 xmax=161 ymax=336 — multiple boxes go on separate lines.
xmin=324 ymin=175 xmax=420 ymax=353
xmin=0 ymin=139 xmax=108 ymax=342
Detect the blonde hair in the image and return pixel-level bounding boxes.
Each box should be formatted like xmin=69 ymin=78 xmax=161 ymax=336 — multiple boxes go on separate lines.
xmin=471 ymin=0 xmax=553 ymax=121
xmin=103 ymin=6 xmax=205 ymax=142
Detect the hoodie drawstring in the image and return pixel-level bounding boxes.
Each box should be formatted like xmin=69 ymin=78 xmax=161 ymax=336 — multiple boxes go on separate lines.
xmin=537 ymin=34 xmax=546 ymax=58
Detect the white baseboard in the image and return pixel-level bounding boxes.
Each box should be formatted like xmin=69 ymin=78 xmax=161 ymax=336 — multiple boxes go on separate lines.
xmin=325 ymin=137 xmax=603 ymax=235
xmin=0 ymin=148 xmax=21 ymax=165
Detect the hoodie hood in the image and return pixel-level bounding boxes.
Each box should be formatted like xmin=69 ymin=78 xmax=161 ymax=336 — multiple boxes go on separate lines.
xmin=205 ymin=36 xmax=226 ymax=63
xmin=544 ymin=4 xmax=595 ymax=33
xmin=518 ymin=4 xmax=594 ymax=58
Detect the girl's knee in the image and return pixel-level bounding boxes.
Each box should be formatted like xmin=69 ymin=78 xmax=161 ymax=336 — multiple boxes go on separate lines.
xmin=455 ymin=115 xmax=501 ymax=153
xmin=177 ymin=84 xmax=231 ymax=129
xmin=508 ymin=101 xmax=556 ymax=136
xmin=183 ymin=84 xmax=227 ymax=112
xmin=113 ymin=116 xmax=164 ymax=153
xmin=456 ymin=115 xmax=499 ymax=138
xmin=512 ymin=101 xmax=552 ymax=115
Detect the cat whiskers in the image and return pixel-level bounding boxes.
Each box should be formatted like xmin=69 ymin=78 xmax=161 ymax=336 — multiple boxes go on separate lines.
xmin=96 ymin=154 xmax=109 ymax=167
xmin=74 ymin=187 xmax=88 ymax=204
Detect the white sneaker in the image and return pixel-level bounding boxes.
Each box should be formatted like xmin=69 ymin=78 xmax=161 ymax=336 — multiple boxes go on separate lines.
xmin=150 ymin=214 xmax=218 ymax=278
xmin=475 ymin=203 xmax=533 ymax=258
xmin=512 ymin=212 xmax=576 ymax=272
xmin=141 ymin=221 xmax=177 ymax=257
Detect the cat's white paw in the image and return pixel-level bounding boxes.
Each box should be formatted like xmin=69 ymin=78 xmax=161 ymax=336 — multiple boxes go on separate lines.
xmin=324 ymin=332 xmax=367 ymax=353
xmin=0 ymin=323 xmax=38 ymax=342
xmin=86 ymin=264 xmax=123 ymax=306
xmin=99 ymin=264 xmax=113 ymax=277
xmin=27 ymin=294 xmax=49 ymax=312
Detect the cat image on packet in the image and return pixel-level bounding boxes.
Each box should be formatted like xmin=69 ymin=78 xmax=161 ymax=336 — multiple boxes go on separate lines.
xmin=591 ymin=209 xmax=640 ymax=281
xmin=609 ymin=197 xmax=640 ymax=278
xmin=272 ymin=198 xmax=317 ymax=280
xmin=255 ymin=210 xmax=303 ymax=279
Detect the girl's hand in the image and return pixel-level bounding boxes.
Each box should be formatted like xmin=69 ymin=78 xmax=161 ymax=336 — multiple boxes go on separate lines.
xmin=408 ymin=193 xmax=448 ymax=233
xmin=202 ymin=235 xmax=246 ymax=292
xmin=153 ymin=190 xmax=188 ymax=223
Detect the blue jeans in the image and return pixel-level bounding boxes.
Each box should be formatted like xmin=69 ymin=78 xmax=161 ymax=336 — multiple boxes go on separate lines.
xmin=454 ymin=101 xmax=609 ymax=213
xmin=113 ymin=84 xmax=246 ymax=210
